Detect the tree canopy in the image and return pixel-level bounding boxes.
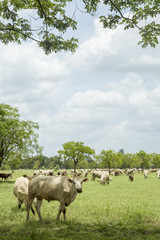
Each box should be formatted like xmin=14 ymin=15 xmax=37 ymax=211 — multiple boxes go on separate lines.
xmin=136 ymin=150 xmax=151 ymax=172
xmin=58 ymin=141 xmax=95 ymax=173
xmin=0 ymin=0 xmax=160 ymax=54
xmin=0 ymin=103 xmax=43 ymax=169
xmin=97 ymin=150 xmax=117 ymax=173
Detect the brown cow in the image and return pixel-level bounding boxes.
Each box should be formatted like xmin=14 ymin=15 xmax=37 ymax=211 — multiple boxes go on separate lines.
xmin=128 ymin=174 xmax=134 ymax=181
xmin=0 ymin=173 xmax=12 ymax=180
xmin=26 ymin=175 xmax=88 ymax=222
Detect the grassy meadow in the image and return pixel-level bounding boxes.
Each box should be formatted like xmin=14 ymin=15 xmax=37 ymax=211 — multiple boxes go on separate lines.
xmin=0 ymin=169 xmax=160 ymax=240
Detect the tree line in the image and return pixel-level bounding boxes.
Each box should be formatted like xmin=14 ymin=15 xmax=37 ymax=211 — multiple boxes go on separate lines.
xmin=2 ymin=147 xmax=160 ymax=172
xmin=1 ymin=103 xmax=160 ymax=172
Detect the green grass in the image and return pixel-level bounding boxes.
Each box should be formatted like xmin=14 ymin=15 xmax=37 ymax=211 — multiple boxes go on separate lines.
xmin=1 ymin=170 xmax=160 ymax=240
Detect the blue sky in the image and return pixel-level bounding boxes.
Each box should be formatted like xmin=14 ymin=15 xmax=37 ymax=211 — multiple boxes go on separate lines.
xmin=0 ymin=4 xmax=160 ymax=157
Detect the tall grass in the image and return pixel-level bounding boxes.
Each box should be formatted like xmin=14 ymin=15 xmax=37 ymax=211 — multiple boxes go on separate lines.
xmin=0 ymin=170 xmax=160 ymax=240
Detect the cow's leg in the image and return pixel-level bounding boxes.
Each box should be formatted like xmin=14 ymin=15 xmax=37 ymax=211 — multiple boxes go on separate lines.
xmin=56 ymin=202 xmax=65 ymax=222
xmin=31 ymin=206 xmax=35 ymax=215
xmin=63 ymin=208 xmax=66 ymax=221
xmin=35 ymin=199 xmax=43 ymax=222
xmin=18 ymin=198 xmax=23 ymax=209
xmin=26 ymin=197 xmax=34 ymax=222
xmin=24 ymin=198 xmax=35 ymax=215
xmin=17 ymin=193 xmax=23 ymax=209
xmin=18 ymin=200 xmax=22 ymax=209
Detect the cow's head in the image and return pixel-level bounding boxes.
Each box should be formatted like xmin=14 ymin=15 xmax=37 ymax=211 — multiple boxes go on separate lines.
xmin=68 ymin=177 xmax=88 ymax=193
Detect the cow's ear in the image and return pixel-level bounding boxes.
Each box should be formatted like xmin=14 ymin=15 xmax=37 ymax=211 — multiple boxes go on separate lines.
xmin=68 ymin=178 xmax=73 ymax=183
xmin=83 ymin=178 xmax=89 ymax=183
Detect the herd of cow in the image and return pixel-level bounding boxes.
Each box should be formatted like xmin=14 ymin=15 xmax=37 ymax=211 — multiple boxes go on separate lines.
xmin=1 ymin=168 xmax=160 ymax=222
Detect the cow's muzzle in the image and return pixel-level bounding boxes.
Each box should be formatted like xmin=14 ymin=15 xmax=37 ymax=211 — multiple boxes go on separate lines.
xmin=77 ymin=189 xmax=82 ymax=193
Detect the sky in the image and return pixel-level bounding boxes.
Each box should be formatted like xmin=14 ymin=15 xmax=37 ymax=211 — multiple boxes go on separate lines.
xmin=0 ymin=5 xmax=160 ymax=157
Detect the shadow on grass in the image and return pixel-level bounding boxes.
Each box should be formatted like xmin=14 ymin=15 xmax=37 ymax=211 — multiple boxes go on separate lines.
xmin=0 ymin=219 xmax=160 ymax=240
xmin=11 ymin=205 xmax=28 ymax=213
xmin=0 ymin=180 xmax=15 ymax=184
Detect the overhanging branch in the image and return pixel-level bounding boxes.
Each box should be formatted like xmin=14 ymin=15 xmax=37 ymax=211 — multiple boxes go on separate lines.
xmin=0 ymin=27 xmax=40 ymax=43
xmin=109 ymin=0 xmax=141 ymax=30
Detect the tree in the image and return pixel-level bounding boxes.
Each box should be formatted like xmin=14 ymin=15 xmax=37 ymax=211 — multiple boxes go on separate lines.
xmin=77 ymin=159 xmax=89 ymax=169
xmin=47 ymin=155 xmax=63 ymax=169
xmin=58 ymin=141 xmax=95 ymax=173
xmin=119 ymin=148 xmax=124 ymax=154
xmin=0 ymin=103 xmax=43 ymax=168
xmin=0 ymin=1 xmax=160 ymax=54
xmin=97 ymin=150 xmax=116 ymax=173
xmin=0 ymin=0 xmax=78 ymax=55
xmin=116 ymin=151 xmax=124 ymax=168
xmin=136 ymin=150 xmax=151 ymax=172
xmin=120 ymin=153 xmax=141 ymax=169
xmin=151 ymin=153 xmax=160 ymax=168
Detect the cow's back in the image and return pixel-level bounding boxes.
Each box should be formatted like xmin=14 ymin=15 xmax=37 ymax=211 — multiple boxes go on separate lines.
xmin=28 ymin=175 xmax=71 ymax=202
xmin=13 ymin=177 xmax=29 ymax=195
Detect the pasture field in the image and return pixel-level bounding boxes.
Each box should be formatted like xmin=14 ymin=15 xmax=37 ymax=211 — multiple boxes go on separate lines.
xmin=0 ymin=169 xmax=160 ymax=240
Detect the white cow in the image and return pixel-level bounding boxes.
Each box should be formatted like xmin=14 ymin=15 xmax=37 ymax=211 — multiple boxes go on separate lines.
xmin=157 ymin=170 xmax=160 ymax=179
xmin=99 ymin=172 xmax=110 ymax=184
xmin=13 ymin=176 xmax=36 ymax=215
xmin=26 ymin=175 xmax=88 ymax=222
xmin=144 ymin=170 xmax=148 ymax=178
xmin=91 ymin=170 xmax=110 ymax=183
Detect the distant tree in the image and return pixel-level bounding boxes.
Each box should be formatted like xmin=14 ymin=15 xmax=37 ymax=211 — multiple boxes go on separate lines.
xmin=85 ymin=155 xmax=96 ymax=169
xmin=121 ymin=153 xmax=133 ymax=169
xmin=0 ymin=103 xmax=43 ymax=169
xmin=54 ymin=164 xmax=60 ymax=171
xmin=151 ymin=153 xmax=160 ymax=168
xmin=0 ymin=1 xmax=160 ymax=54
xmin=77 ymin=159 xmax=89 ymax=169
xmin=97 ymin=150 xmax=116 ymax=173
xmin=136 ymin=150 xmax=151 ymax=172
xmin=48 ymin=155 xmax=62 ymax=169
xmin=58 ymin=141 xmax=95 ymax=173
xmin=119 ymin=149 xmax=124 ymax=154
xmin=116 ymin=151 xmax=124 ymax=168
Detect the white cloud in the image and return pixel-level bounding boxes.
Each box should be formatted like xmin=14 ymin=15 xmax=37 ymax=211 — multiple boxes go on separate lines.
xmin=1 ymin=15 xmax=160 ymax=156
xmin=0 ymin=42 xmax=69 ymax=119
xmin=65 ymin=90 xmax=124 ymax=108
xmin=48 ymin=74 xmax=160 ymax=155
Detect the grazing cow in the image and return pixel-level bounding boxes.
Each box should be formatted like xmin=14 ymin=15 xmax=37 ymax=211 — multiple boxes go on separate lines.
xmin=26 ymin=175 xmax=88 ymax=222
xmin=157 ymin=170 xmax=160 ymax=179
xmin=125 ymin=169 xmax=134 ymax=175
xmin=91 ymin=171 xmax=102 ymax=181
xmin=57 ymin=169 xmax=68 ymax=176
xmin=150 ymin=169 xmax=157 ymax=173
xmin=128 ymin=174 xmax=134 ymax=181
xmin=70 ymin=170 xmax=81 ymax=177
xmin=0 ymin=173 xmax=12 ymax=180
xmin=23 ymin=174 xmax=36 ymax=181
xmin=144 ymin=170 xmax=148 ymax=178
xmin=114 ymin=169 xmax=123 ymax=176
xmin=33 ymin=170 xmax=40 ymax=176
xmin=13 ymin=176 xmax=35 ymax=215
xmin=83 ymin=169 xmax=89 ymax=178
xmin=33 ymin=170 xmax=53 ymax=176
xmin=91 ymin=170 xmax=110 ymax=182
xmin=99 ymin=172 xmax=110 ymax=185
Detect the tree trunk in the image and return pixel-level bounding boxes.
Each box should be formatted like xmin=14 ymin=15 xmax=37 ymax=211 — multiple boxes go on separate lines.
xmin=141 ymin=163 xmax=144 ymax=173
xmin=108 ymin=161 xmax=111 ymax=174
xmin=0 ymin=154 xmax=3 ymax=168
xmin=74 ymin=161 xmax=77 ymax=176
